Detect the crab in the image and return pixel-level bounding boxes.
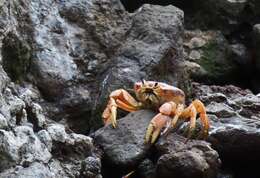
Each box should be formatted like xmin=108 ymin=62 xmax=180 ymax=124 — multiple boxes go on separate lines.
xmin=102 ymin=80 xmax=209 ymax=144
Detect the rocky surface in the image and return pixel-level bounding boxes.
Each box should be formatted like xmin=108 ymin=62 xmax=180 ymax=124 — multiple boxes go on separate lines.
xmin=94 ymin=110 xmax=221 ymax=178
xmin=156 ymin=134 xmax=220 ymax=178
xmin=192 ymin=83 xmax=260 ymax=163
xmin=0 ymin=0 xmax=260 ymax=178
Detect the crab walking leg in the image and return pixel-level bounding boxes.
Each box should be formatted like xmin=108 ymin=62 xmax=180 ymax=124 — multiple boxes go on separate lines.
xmin=180 ymin=99 xmax=210 ymax=141
xmin=145 ymin=102 xmax=178 ymax=143
xmin=171 ymin=104 xmax=184 ymax=128
xmin=161 ymin=103 xmax=184 ymax=135
xmin=145 ymin=113 xmax=171 ymax=144
xmin=102 ymin=89 xmax=141 ymax=128
xmin=192 ymin=99 xmax=210 ymax=138
xmin=181 ymin=105 xmax=197 ymax=143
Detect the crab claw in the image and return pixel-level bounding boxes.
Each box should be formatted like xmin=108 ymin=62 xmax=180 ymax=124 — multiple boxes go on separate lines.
xmin=102 ymin=98 xmax=118 ymax=128
xmin=145 ymin=113 xmax=171 ymax=144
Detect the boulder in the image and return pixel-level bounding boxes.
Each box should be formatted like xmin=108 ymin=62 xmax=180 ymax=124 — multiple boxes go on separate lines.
xmin=94 ymin=109 xmax=221 ymax=178
xmin=192 ymin=83 xmax=260 ymax=166
xmin=156 ymin=133 xmax=221 ymax=178
xmin=94 ymin=110 xmax=154 ymax=169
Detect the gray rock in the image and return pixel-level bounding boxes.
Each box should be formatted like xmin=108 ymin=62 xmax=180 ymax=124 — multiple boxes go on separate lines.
xmin=189 ymin=50 xmax=201 ymax=60
xmin=47 ymin=124 xmax=68 ymax=143
xmin=37 ymin=130 xmax=53 ymax=151
xmin=184 ymin=30 xmax=239 ymax=83
xmin=156 ymin=133 xmax=220 ymax=178
xmin=81 ymin=156 xmax=102 ymax=178
xmin=96 ymin=4 xmax=185 ymax=123
xmin=137 ymin=159 xmax=156 ymax=178
xmin=14 ymin=126 xmax=52 ymax=164
xmin=206 ymin=102 xmax=236 ymax=118
xmin=0 ymin=113 xmax=8 ymax=129
xmin=192 ymin=83 xmax=260 ymax=164
xmin=0 ymin=162 xmax=53 ymax=178
xmin=230 ymin=43 xmax=250 ymax=65
xmin=0 ymin=130 xmax=20 ymax=171
xmin=28 ymin=103 xmax=46 ymax=129
xmin=94 ymin=110 xmax=154 ymax=168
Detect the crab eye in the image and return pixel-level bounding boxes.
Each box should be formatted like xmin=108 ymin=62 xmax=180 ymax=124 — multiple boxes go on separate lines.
xmin=154 ymin=82 xmax=158 ymax=87
xmin=141 ymin=79 xmax=147 ymax=85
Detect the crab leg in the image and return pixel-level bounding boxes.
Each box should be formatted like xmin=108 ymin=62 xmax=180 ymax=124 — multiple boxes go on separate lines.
xmin=102 ymin=89 xmax=141 ymax=128
xmin=180 ymin=99 xmax=209 ymax=141
xmin=145 ymin=102 xmax=183 ymax=144
xmin=192 ymin=99 xmax=209 ymax=138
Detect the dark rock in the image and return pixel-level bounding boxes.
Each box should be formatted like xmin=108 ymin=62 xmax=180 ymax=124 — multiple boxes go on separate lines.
xmin=81 ymin=156 xmax=102 ymax=178
xmin=95 ymin=4 xmax=186 ymax=124
xmin=94 ymin=109 xmax=220 ymax=178
xmin=137 ymin=159 xmax=156 ymax=178
xmin=253 ymin=24 xmax=260 ymax=71
xmin=2 ymin=32 xmax=32 ymax=82
xmin=230 ymin=43 xmax=250 ymax=65
xmin=192 ymin=83 xmax=260 ymax=165
xmin=94 ymin=110 xmax=154 ymax=169
xmin=155 ymin=133 xmax=221 ymax=178
xmin=184 ymin=30 xmax=240 ymax=84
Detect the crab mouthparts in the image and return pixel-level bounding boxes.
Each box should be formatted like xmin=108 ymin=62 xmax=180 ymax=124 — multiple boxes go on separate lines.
xmin=145 ymin=88 xmax=154 ymax=93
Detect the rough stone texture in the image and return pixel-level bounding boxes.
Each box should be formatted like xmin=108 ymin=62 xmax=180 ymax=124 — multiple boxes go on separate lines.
xmin=0 ymin=0 xmax=260 ymax=177
xmin=94 ymin=110 xmax=220 ymax=178
xmin=1 ymin=0 xmax=187 ymax=134
xmin=183 ymin=30 xmax=240 ymax=84
xmin=95 ymin=4 xmax=185 ymax=125
xmin=192 ymin=83 xmax=260 ymax=164
xmin=253 ymin=24 xmax=260 ymax=72
xmin=0 ymin=0 xmax=186 ymax=177
xmin=94 ymin=110 xmax=154 ymax=168
xmin=155 ymin=133 xmax=221 ymax=178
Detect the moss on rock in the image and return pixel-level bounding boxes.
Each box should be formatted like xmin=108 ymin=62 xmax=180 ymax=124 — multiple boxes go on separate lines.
xmin=2 ymin=32 xmax=32 ymax=82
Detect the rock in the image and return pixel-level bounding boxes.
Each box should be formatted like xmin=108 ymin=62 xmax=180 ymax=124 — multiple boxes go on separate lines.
xmin=155 ymin=133 xmax=220 ymax=178
xmin=184 ymin=30 xmax=239 ymax=84
xmin=192 ymin=83 xmax=260 ymax=165
xmin=0 ymin=113 xmax=8 ymax=129
xmin=253 ymin=24 xmax=260 ymax=71
xmin=0 ymin=162 xmax=53 ymax=178
xmin=0 ymin=130 xmax=20 ymax=171
xmin=96 ymin=4 xmax=185 ymax=122
xmin=230 ymin=43 xmax=250 ymax=65
xmin=137 ymin=159 xmax=156 ymax=178
xmin=27 ymin=103 xmax=46 ymax=130
xmin=81 ymin=156 xmax=102 ymax=178
xmin=0 ymin=67 xmax=9 ymax=92
xmin=37 ymin=130 xmax=53 ymax=151
xmin=47 ymin=124 xmax=68 ymax=143
xmin=94 ymin=109 xmax=221 ymax=178
xmin=182 ymin=0 xmax=260 ymax=33
xmin=206 ymin=102 xmax=236 ymax=118
xmin=14 ymin=126 xmax=52 ymax=165
xmin=94 ymin=110 xmax=154 ymax=169
xmin=187 ymin=37 xmax=207 ymax=49
xmin=189 ymin=50 xmax=201 ymax=60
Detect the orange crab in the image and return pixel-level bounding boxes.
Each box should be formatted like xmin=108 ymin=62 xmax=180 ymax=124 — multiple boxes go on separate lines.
xmin=102 ymin=80 xmax=209 ymax=144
